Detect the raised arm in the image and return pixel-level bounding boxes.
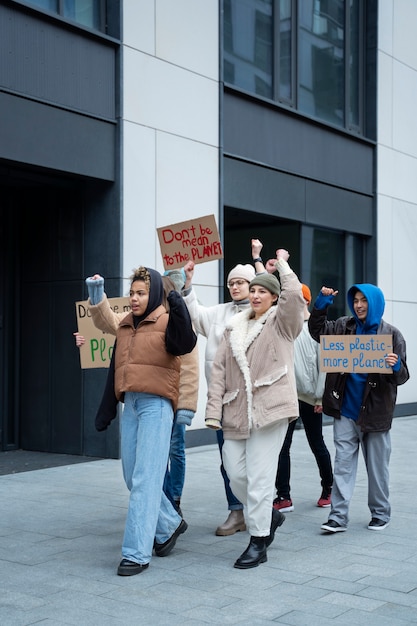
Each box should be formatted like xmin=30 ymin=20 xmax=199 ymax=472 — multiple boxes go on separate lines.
xmin=86 ymin=274 xmax=126 ymax=335
xmin=182 ymin=261 xmax=220 ymax=337
xmin=308 ymin=286 xmax=340 ymax=342
xmin=272 ymin=249 xmax=304 ymax=340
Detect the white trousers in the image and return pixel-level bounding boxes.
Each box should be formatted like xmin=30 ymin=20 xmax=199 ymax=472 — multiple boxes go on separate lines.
xmin=223 ymin=420 xmax=289 ymax=536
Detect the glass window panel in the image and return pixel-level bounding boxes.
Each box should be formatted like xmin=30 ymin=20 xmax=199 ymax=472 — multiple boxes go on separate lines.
xmin=224 ymin=59 xmax=235 ymax=84
xmin=224 ymin=0 xmax=273 ymax=98
xmin=26 ymin=0 xmax=58 ymax=10
xmin=64 ymin=0 xmax=101 ymax=30
xmin=348 ymin=0 xmax=360 ymax=127
xmin=279 ymin=0 xmax=292 ymax=100
xmin=298 ymin=0 xmax=345 ymax=127
xmin=309 ymin=227 xmax=346 ymax=320
xmin=345 ymin=233 xmax=364 ymax=289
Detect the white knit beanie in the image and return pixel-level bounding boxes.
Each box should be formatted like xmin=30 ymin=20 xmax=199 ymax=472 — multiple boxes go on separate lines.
xmin=227 ymin=264 xmax=256 ymax=284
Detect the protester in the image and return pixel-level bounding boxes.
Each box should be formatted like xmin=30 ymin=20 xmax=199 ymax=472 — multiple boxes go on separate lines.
xmin=85 ymin=267 xmax=196 ymax=575
xmin=252 ymin=249 xmax=333 ymax=511
xmin=75 ymin=271 xmax=199 ymax=517
xmin=273 ymin=283 xmax=333 ymax=511
xmin=205 ymin=249 xmax=304 ymax=568
xmin=161 ymin=271 xmax=199 ymax=515
xmin=182 ymin=242 xmax=260 ymax=536
xmin=308 ymin=284 xmax=409 ymax=532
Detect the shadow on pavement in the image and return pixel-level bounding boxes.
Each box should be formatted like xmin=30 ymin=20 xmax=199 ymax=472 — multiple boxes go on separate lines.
xmin=0 ymin=449 xmax=102 ymax=475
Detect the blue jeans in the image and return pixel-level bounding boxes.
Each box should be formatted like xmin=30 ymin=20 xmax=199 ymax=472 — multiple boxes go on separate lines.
xmin=163 ymin=414 xmax=186 ymax=506
xmin=121 ymin=392 xmax=182 ymax=565
xmin=217 ymin=429 xmax=243 ymax=510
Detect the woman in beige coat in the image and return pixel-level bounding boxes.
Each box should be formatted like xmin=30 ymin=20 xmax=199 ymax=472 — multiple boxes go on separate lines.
xmin=205 ymin=250 xmax=304 ymax=569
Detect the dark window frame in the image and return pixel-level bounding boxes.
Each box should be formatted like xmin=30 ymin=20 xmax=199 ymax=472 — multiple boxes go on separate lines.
xmin=10 ymin=0 xmax=109 ymax=35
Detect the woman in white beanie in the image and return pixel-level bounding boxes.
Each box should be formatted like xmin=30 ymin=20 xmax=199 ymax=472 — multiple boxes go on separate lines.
xmin=182 ymin=248 xmax=258 ymax=536
xmin=205 ymin=250 xmax=304 ymax=568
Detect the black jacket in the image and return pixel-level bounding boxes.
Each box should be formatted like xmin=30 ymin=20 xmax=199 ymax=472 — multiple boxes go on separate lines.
xmin=308 ymin=310 xmax=409 ymax=433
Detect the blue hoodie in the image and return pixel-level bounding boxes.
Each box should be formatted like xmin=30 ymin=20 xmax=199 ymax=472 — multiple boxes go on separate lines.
xmin=341 ymin=284 xmax=385 ymax=421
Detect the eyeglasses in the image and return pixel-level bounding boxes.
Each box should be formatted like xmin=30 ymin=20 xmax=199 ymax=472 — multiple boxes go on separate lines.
xmin=227 ymin=279 xmax=248 ymax=288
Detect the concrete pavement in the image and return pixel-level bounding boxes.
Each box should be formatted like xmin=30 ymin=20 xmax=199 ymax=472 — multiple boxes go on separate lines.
xmin=1 ymin=415 xmax=417 ymax=625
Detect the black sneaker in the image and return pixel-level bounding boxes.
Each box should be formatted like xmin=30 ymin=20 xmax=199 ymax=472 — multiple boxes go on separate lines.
xmin=368 ymin=518 xmax=390 ymax=530
xmin=117 ymin=559 xmax=149 ymax=576
xmin=321 ymin=519 xmax=347 ymax=533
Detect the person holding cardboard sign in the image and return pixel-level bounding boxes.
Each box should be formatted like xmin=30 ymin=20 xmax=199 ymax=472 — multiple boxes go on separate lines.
xmin=309 ymin=283 xmax=409 ymax=533
xmin=182 ymin=248 xmax=259 ymax=536
xmin=75 ymin=273 xmax=199 ymax=518
xmin=85 ymin=267 xmax=197 ymax=576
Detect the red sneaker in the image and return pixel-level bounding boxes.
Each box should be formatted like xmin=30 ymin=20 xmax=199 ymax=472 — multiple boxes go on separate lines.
xmin=317 ymin=491 xmax=331 ymax=507
xmin=273 ymin=497 xmax=294 ymax=512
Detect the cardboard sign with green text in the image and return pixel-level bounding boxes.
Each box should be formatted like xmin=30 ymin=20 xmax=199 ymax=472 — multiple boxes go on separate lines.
xmin=157 ymin=214 xmax=223 ymax=270
xmin=75 ymin=297 xmax=130 ymax=369
xmin=319 ymin=335 xmax=393 ymax=373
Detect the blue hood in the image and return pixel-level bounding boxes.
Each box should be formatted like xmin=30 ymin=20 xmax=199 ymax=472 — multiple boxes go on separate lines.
xmin=347 ymin=283 xmax=385 ymax=333
xmin=342 ymin=283 xmax=385 ymax=421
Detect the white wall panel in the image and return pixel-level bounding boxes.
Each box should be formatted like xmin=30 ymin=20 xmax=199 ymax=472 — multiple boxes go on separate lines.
xmin=376 ymin=195 xmax=393 ymax=300
xmin=378 ymin=0 xmax=393 ymax=56
xmin=378 ymin=0 xmax=417 ymax=413
xmin=390 ymin=301 xmax=416 ymax=405
xmin=123 ymin=49 xmax=218 ymax=146
xmin=122 ymin=121 xmax=158 ymax=283
xmin=156 ymin=0 xmax=218 ymax=79
xmin=155 ymin=132 xmax=218 ymax=218
xmin=377 ymin=52 xmax=393 ymax=147
xmin=392 ymin=61 xmax=417 ymax=158
xmin=378 ymin=146 xmax=417 ymax=205
xmin=393 ymin=0 xmax=417 ymax=70
xmin=391 ymin=199 xmax=417 ymax=301
xmin=123 ymin=0 xmax=155 ymax=54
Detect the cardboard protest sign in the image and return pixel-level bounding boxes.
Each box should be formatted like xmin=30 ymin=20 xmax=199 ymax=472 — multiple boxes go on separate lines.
xmin=75 ymin=297 xmax=130 ymax=369
xmin=320 ymin=335 xmax=393 ymax=373
xmin=157 ymin=214 xmax=223 ymax=270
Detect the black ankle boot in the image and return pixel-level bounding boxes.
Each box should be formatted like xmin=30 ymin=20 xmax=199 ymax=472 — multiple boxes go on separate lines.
xmin=265 ymin=508 xmax=286 ymax=548
xmin=234 ymin=536 xmax=267 ymax=569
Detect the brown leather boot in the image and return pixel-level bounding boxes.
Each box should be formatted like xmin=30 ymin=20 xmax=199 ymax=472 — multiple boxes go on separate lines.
xmin=215 ymin=510 xmax=246 ymax=536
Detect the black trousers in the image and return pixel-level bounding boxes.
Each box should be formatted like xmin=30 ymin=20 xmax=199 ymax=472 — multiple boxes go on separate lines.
xmin=275 ymin=400 xmax=333 ymax=499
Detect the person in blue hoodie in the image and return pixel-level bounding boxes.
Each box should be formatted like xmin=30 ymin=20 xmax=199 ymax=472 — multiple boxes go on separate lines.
xmin=308 ymin=284 xmax=409 ymax=533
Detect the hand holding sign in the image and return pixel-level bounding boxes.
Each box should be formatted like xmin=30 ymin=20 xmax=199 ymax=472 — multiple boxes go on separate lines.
xmin=385 ymin=352 xmax=399 ymax=368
